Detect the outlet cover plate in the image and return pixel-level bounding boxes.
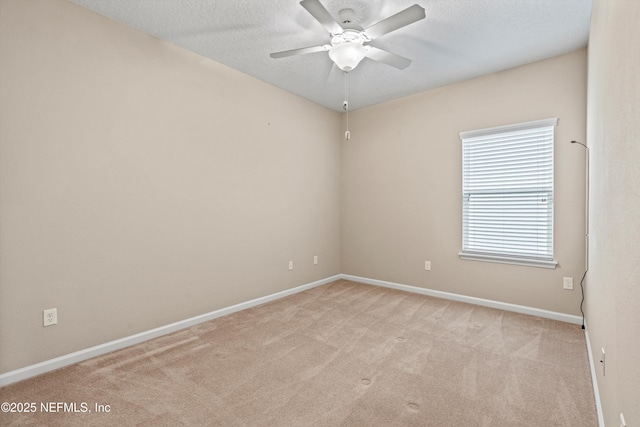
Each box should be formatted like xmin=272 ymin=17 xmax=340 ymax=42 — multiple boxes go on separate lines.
xmin=563 ymin=277 xmax=574 ymax=290
xmin=43 ymin=308 xmax=57 ymax=327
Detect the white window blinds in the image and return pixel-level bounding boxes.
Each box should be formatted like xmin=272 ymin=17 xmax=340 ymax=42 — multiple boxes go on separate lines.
xmin=460 ymin=118 xmax=557 ymax=268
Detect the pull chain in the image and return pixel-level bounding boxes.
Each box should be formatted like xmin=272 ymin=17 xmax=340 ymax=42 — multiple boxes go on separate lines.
xmin=343 ymin=71 xmax=350 ymax=140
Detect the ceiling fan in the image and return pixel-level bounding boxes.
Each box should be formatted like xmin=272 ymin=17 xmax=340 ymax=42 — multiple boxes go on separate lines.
xmin=270 ymin=0 xmax=426 ymax=72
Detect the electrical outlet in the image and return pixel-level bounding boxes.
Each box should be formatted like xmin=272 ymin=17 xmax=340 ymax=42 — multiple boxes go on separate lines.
xmin=288 ymin=260 xmax=294 ymax=271
xmin=43 ymin=308 xmax=57 ymax=327
xmin=563 ymin=277 xmax=574 ymax=290
xmin=424 ymin=261 xmax=431 ymax=271
xmin=313 ymin=255 xmax=318 ymax=265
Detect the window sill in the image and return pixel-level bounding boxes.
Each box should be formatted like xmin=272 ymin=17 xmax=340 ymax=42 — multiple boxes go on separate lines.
xmin=458 ymin=252 xmax=558 ymax=269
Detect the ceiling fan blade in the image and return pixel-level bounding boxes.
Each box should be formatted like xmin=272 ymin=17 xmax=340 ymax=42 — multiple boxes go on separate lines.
xmin=300 ymin=0 xmax=343 ymax=35
xmin=270 ymin=45 xmax=329 ymax=59
xmin=364 ymin=4 xmax=426 ymax=40
xmin=365 ymin=46 xmax=412 ymax=69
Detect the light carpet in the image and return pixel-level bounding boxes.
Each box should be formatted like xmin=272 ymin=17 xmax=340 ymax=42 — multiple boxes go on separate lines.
xmin=0 ymin=279 xmax=597 ymax=426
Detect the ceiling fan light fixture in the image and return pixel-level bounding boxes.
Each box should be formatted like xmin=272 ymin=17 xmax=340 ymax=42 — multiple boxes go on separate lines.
xmin=328 ymin=42 xmax=367 ymax=71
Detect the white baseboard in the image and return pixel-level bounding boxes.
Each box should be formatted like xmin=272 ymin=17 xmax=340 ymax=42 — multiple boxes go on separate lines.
xmin=0 ymin=275 xmax=341 ymax=387
xmin=583 ymin=321 xmax=605 ymax=427
xmin=339 ymin=274 xmax=583 ymax=325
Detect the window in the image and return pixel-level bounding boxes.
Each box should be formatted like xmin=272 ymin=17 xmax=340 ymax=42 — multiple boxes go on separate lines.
xmin=459 ymin=118 xmax=558 ymax=268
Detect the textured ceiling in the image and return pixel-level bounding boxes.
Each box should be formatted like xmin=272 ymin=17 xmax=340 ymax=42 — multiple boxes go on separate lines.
xmin=68 ymin=0 xmax=593 ymax=112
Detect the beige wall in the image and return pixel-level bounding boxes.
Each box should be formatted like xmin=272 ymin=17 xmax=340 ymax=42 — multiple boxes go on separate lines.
xmin=587 ymin=1 xmax=640 ymax=425
xmin=342 ymin=49 xmax=588 ymax=315
xmin=0 ymin=0 xmax=341 ymax=373
xmin=0 ymin=0 xmax=595 ymax=380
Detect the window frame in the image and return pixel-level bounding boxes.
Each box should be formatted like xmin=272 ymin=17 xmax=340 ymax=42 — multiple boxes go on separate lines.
xmin=458 ymin=118 xmax=558 ymax=269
